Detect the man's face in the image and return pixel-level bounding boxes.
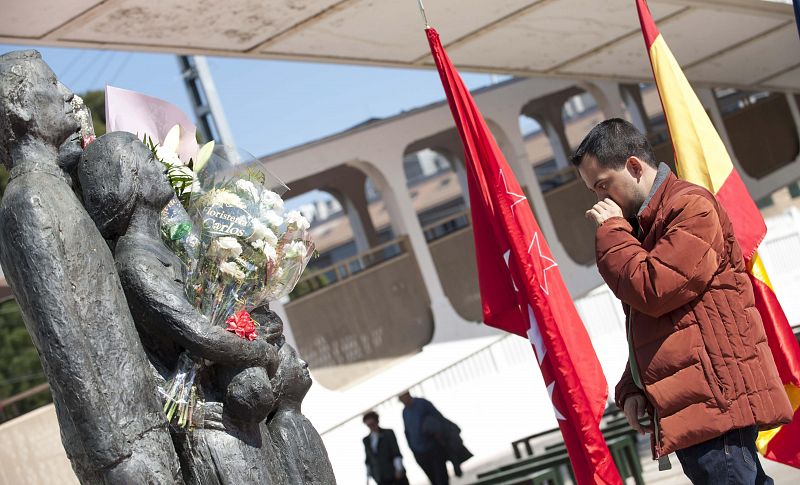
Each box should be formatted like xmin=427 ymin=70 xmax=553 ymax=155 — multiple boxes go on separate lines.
xmin=577 ymin=155 xmax=645 ymax=219
xmin=364 ymin=417 xmax=379 ymax=432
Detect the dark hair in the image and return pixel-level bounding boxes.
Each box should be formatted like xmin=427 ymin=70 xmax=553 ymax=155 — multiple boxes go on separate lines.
xmin=363 ymin=411 xmax=379 ymax=423
xmin=570 ymin=118 xmax=657 ymax=169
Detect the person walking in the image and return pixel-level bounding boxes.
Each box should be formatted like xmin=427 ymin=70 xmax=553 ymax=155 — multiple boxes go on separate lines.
xmin=363 ymin=411 xmax=409 ymax=485
xmin=572 ymin=118 xmax=792 ymax=484
xmin=398 ymin=392 xmax=472 ymax=485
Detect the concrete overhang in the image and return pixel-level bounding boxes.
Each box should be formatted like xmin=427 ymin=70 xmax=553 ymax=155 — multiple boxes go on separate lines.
xmin=0 ymin=0 xmax=797 ymax=91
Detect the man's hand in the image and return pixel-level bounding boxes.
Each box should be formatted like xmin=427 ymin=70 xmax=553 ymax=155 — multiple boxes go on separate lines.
xmin=585 ymin=198 xmax=623 ymax=227
xmin=623 ymin=394 xmax=649 ymax=435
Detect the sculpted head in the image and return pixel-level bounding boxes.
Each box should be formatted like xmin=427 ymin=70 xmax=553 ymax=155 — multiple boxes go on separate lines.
xmin=271 ymin=343 xmax=312 ymax=406
xmin=79 ymin=131 xmax=174 ymax=239
xmin=0 ymin=50 xmax=80 ymax=169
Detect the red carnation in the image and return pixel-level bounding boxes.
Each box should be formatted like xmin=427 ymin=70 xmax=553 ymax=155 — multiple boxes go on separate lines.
xmin=225 ymin=310 xmax=258 ymax=341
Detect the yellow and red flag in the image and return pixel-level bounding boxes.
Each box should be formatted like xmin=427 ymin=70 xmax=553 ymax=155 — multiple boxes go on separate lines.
xmin=636 ymin=0 xmax=800 ymax=467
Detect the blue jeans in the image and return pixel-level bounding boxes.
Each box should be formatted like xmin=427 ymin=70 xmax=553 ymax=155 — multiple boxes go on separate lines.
xmin=676 ymin=426 xmax=773 ymax=484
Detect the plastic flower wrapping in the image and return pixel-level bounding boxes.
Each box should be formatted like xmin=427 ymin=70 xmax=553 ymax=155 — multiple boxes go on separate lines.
xmin=150 ymin=128 xmax=314 ymax=429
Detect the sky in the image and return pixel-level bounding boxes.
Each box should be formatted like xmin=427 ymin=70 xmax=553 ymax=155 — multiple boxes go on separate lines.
xmin=0 ymin=44 xmax=521 ymax=158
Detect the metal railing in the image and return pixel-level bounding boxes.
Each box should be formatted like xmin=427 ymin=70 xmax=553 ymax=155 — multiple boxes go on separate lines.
xmin=422 ymin=210 xmax=471 ymax=242
xmin=290 ymin=236 xmax=411 ymax=300
xmin=0 ymin=383 xmax=49 ymax=412
xmin=537 ymin=166 xmax=578 ymax=193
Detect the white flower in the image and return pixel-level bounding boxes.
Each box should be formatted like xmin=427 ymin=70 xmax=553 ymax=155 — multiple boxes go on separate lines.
xmin=263 ymin=228 xmax=279 ymax=247
xmin=264 ymin=210 xmax=284 ymax=229
xmin=249 ymin=219 xmax=278 ymax=247
xmin=285 ymin=210 xmax=310 ymax=232
xmin=155 ymin=125 xmax=184 ymax=166
xmin=211 ymin=190 xmax=246 ymax=209
xmin=284 ymin=240 xmax=308 ymax=260
xmin=156 ymin=145 xmax=183 ymax=167
xmin=235 ymin=180 xmax=260 ymax=202
xmin=262 ymin=244 xmax=278 ymax=263
xmin=194 ymin=140 xmax=214 ymax=173
xmin=260 ymin=190 xmax=284 ymax=213
xmin=208 ymin=236 xmax=243 ymax=260
xmin=250 ymin=239 xmax=266 ymax=251
xmin=219 ymin=261 xmax=246 ymax=280
xmin=186 ymin=179 xmax=201 ymax=195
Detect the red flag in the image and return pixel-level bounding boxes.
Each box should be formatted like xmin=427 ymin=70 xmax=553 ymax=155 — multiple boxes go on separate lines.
xmin=426 ymin=27 xmax=622 ymax=485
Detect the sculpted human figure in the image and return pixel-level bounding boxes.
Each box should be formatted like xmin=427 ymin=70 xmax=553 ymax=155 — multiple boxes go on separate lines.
xmin=268 ymin=343 xmax=337 ymax=485
xmin=0 ymin=50 xmax=183 ymax=484
xmin=78 ymin=131 xmax=288 ymax=485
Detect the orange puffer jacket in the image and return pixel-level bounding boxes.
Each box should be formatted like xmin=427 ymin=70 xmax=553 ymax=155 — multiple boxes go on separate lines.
xmin=596 ymin=172 xmax=792 ymax=457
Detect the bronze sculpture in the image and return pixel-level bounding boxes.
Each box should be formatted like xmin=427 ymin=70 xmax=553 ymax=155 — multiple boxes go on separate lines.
xmin=79 ymin=131 xmax=287 ymax=484
xmin=269 ymin=343 xmax=337 ymax=485
xmin=1 ymin=49 xmax=337 ymax=485
xmin=0 ymin=50 xmax=183 ymax=484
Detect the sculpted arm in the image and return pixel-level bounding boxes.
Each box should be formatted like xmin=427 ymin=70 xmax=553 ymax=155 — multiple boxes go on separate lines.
xmin=117 ymin=253 xmax=272 ymax=367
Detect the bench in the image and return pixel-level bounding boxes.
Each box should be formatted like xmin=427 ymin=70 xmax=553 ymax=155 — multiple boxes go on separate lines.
xmin=469 ymin=451 xmax=571 ymax=485
xmin=487 ymin=467 xmax=564 ymax=485
xmin=495 ymin=413 xmax=643 ymax=485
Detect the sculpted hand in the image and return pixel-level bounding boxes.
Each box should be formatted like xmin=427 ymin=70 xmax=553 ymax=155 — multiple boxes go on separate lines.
xmin=623 ymin=394 xmax=649 ymax=435
xmin=259 ymin=339 xmax=279 ymax=373
xmin=251 ymin=306 xmax=285 ymax=346
xmin=585 ymin=198 xmax=623 ymax=227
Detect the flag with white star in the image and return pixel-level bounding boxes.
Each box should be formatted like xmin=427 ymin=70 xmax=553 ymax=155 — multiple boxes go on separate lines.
xmin=426 ymin=26 xmax=622 ymax=485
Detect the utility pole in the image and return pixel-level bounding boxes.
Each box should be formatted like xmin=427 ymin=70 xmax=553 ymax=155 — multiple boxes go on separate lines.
xmin=177 ymin=55 xmax=236 ymax=147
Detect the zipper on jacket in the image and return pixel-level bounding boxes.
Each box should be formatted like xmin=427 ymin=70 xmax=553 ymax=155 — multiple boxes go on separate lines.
xmin=630 ymin=215 xmax=666 ymax=459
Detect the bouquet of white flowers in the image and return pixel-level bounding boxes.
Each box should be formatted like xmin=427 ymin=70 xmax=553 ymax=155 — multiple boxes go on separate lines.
xmin=151 ymin=133 xmax=313 ymax=429
xmin=186 ymin=164 xmax=314 ymax=329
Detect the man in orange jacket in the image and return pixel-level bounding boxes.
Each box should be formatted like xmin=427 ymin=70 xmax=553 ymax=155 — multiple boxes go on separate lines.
xmin=572 ymin=118 xmax=792 ymax=484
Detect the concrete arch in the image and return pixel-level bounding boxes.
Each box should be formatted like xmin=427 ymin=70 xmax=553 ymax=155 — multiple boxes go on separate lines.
xmin=283 ymin=164 xmax=384 ymax=254
xmin=517 ymin=86 xmax=602 ymax=268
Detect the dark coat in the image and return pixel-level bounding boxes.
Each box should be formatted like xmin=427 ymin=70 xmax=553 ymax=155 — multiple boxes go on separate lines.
xmin=405 ymin=398 xmax=473 ymax=466
xmin=363 ymin=428 xmax=408 ymax=484
xmin=596 ymin=172 xmax=792 ymax=456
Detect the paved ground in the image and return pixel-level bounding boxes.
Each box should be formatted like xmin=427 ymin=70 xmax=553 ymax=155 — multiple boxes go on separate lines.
xmin=448 ymin=434 xmax=800 ymax=485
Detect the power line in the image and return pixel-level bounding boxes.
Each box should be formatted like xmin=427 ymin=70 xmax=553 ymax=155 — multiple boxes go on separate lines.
xmin=58 ymin=50 xmax=88 ymax=83
xmin=87 ymin=51 xmax=117 ymax=90
xmin=63 ymin=50 xmax=104 ymax=87
xmin=109 ymin=52 xmax=133 ymax=85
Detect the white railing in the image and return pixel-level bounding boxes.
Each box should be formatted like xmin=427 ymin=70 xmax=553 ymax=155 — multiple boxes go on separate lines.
xmin=760 ymin=207 xmax=800 ymax=323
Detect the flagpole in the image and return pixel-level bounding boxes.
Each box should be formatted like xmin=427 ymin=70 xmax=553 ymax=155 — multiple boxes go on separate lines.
xmin=416 ymin=0 xmax=430 ymax=28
